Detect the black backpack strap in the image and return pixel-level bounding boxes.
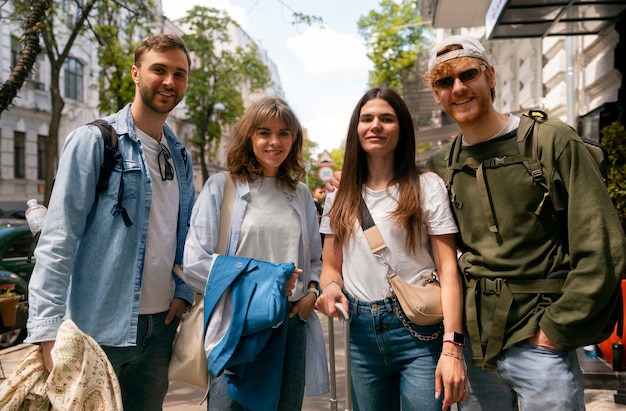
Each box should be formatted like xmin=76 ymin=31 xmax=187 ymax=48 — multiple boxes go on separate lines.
xmin=88 ymin=120 xmax=118 ymax=196
xmin=87 ymin=120 xmax=132 ymax=227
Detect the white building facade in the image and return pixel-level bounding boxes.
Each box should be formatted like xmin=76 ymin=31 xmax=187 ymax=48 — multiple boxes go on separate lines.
xmin=0 ymin=1 xmax=285 ymax=210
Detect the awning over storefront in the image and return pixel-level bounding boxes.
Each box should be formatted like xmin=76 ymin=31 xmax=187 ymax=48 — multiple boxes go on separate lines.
xmin=430 ymin=0 xmax=626 ymax=40
xmin=486 ymin=0 xmax=626 ymax=40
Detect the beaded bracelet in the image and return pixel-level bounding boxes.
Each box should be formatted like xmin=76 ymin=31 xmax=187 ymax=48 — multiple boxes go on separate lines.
xmin=440 ymin=351 xmax=464 ymax=360
xmin=443 ymin=339 xmax=468 ymax=350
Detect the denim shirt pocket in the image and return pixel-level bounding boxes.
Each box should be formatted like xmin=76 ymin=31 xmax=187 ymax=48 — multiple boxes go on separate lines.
xmin=100 ymin=159 xmax=141 ymax=201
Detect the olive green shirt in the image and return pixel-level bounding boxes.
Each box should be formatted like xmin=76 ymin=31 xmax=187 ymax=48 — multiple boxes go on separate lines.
xmin=426 ymin=118 xmax=625 ymax=362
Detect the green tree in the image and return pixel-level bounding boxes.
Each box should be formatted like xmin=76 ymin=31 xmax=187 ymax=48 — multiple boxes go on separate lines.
xmin=0 ymin=0 xmax=51 ymax=115
xmin=181 ymin=6 xmax=270 ymax=183
xmin=329 ymin=147 xmax=344 ymax=171
xmin=93 ymin=7 xmax=153 ymax=113
xmin=10 ymin=0 xmax=157 ymax=205
xmin=302 ymin=138 xmax=318 ymax=189
xmin=601 ymin=122 xmax=626 ymax=232
xmin=357 ymin=0 xmax=427 ymax=92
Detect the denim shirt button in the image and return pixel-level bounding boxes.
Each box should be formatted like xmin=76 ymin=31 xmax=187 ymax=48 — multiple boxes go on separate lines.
xmin=235 ymin=262 xmax=243 ymax=269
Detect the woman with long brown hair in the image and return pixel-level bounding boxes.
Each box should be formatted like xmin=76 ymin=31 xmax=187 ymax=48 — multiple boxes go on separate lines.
xmin=316 ymin=88 xmax=467 ymax=410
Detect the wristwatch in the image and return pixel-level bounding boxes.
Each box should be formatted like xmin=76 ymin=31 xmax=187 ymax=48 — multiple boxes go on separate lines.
xmin=443 ymin=332 xmax=465 ymax=345
xmin=307 ymin=287 xmax=320 ymax=298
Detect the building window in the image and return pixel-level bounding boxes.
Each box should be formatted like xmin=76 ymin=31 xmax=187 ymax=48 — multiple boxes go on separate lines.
xmin=14 ymin=131 xmax=25 ymax=179
xmin=11 ymin=36 xmax=20 ymax=69
xmin=37 ymin=135 xmax=47 ymax=180
xmin=64 ymin=57 xmax=83 ymax=101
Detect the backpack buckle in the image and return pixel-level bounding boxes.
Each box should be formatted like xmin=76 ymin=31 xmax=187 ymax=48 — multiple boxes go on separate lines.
xmin=481 ymin=278 xmax=505 ymax=295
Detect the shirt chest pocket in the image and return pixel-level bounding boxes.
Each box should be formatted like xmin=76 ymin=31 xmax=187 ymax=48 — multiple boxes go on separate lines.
xmin=101 ymin=160 xmax=142 ymax=202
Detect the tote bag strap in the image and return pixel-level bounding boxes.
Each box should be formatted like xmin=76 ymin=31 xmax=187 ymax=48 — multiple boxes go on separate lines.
xmin=172 ymin=171 xmax=235 ymax=280
xmin=216 ymin=172 xmax=235 ymax=255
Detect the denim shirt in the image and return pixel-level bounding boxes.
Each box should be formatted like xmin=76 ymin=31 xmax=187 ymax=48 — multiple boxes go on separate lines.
xmin=26 ymin=104 xmax=195 ymax=346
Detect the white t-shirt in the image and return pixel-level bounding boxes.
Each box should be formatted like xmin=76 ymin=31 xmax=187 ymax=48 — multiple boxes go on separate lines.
xmin=135 ymin=129 xmax=180 ymax=314
xmin=237 ymin=178 xmax=303 ymax=300
xmin=319 ymin=172 xmax=458 ymax=302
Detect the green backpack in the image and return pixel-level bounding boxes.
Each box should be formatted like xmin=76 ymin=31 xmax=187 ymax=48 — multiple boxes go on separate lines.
xmin=444 ymin=109 xmax=622 ymax=367
xmin=444 ymin=109 xmax=608 ymax=233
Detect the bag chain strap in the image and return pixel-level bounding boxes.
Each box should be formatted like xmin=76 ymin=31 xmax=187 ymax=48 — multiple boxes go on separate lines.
xmin=374 ymin=249 xmax=442 ymax=341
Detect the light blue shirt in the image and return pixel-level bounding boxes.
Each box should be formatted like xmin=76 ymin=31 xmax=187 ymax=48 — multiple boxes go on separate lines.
xmin=26 ymin=103 xmax=195 ymax=346
xmin=184 ymin=172 xmax=328 ymax=396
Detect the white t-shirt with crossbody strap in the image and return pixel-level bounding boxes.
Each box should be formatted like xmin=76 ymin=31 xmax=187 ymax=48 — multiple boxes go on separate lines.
xmin=320 ymin=172 xmax=458 ymax=302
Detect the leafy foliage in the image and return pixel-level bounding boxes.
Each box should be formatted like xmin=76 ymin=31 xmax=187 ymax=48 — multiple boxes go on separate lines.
xmin=601 ymin=122 xmax=626 ymax=232
xmin=9 ymin=0 xmax=158 ymax=205
xmin=180 ymin=6 xmax=270 ymax=182
xmin=357 ymin=0 xmax=428 ymax=93
xmin=291 ymin=12 xmax=323 ymax=26
xmin=93 ymin=1 xmax=156 ymax=113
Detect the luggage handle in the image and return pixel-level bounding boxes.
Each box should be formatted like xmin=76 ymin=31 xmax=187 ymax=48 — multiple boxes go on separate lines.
xmin=329 ymin=302 xmax=352 ymax=411
xmin=335 ymin=302 xmax=349 ymax=321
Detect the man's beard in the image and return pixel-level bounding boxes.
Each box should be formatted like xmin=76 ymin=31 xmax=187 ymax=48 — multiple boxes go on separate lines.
xmin=138 ymin=82 xmax=181 ymax=114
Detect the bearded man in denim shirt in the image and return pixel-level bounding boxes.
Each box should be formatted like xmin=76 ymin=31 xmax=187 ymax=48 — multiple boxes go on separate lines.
xmin=26 ymin=33 xmax=195 ymax=411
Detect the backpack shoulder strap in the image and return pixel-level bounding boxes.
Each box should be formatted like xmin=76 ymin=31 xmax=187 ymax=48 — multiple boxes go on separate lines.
xmin=87 ymin=119 xmax=132 ymax=227
xmin=88 ymin=119 xmax=118 ymax=194
xmin=517 ymin=110 xmax=551 ymax=216
xmin=444 ymin=135 xmax=464 ymax=209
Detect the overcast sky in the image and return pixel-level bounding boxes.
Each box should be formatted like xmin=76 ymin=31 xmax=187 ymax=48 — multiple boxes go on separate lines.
xmin=161 ymin=0 xmax=380 ymax=155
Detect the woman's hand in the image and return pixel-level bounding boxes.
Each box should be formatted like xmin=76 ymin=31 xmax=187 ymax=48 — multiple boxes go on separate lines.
xmin=435 ymin=345 xmax=468 ymax=409
xmin=315 ymin=281 xmax=347 ymax=318
xmin=286 ymin=268 xmax=302 ymax=296
xmin=290 ymin=291 xmax=316 ymax=320
xmin=325 ymin=171 xmax=343 ymax=192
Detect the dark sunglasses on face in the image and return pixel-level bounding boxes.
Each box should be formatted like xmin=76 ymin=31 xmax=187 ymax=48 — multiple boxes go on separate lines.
xmin=158 ymin=141 xmax=174 ymax=181
xmin=433 ymin=65 xmax=487 ymax=90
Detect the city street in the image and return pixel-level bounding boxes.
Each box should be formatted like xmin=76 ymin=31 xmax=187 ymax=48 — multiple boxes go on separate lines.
xmin=0 ymin=313 xmax=625 ymax=410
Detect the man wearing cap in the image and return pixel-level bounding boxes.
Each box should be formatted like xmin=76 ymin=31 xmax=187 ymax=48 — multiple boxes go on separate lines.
xmin=424 ymin=35 xmax=625 ymax=410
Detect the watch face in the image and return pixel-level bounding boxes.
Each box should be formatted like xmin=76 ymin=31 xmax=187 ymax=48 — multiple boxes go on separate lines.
xmin=444 ymin=332 xmax=465 ymax=345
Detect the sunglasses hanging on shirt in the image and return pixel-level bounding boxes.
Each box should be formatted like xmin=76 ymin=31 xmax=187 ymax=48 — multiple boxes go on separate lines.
xmin=157 ymin=141 xmax=174 ymax=181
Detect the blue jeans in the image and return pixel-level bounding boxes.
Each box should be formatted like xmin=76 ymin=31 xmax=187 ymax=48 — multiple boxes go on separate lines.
xmin=347 ymin=295 xmax=443 ymax=411
xmin=208 ymin=315 xmax=306 ymax=411
xmin=459 ymin=337 xmax=585 ymax=411
xmin=102 ymin=311 xmax=179 ymax=411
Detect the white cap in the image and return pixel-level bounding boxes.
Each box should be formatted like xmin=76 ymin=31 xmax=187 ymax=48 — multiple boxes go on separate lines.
xmin=428 ymin=35 xmax=490 ymax=72
xmin=27 ymin=199 xmax=38 ymax=208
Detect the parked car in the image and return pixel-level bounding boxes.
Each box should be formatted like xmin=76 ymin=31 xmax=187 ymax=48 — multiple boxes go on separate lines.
xmin=0 ymin=219 xmax=36 ymax=348
xmin=0 ymin=210 xmax=26 ymax=220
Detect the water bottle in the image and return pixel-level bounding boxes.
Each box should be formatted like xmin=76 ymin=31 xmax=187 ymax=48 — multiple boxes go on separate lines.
xmin=25 ymin=199 xmax=47 ymax=235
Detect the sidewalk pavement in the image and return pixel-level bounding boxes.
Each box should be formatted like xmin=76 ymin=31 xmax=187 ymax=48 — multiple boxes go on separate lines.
xmin=1 ymin=317 xmax=625 ymax=410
